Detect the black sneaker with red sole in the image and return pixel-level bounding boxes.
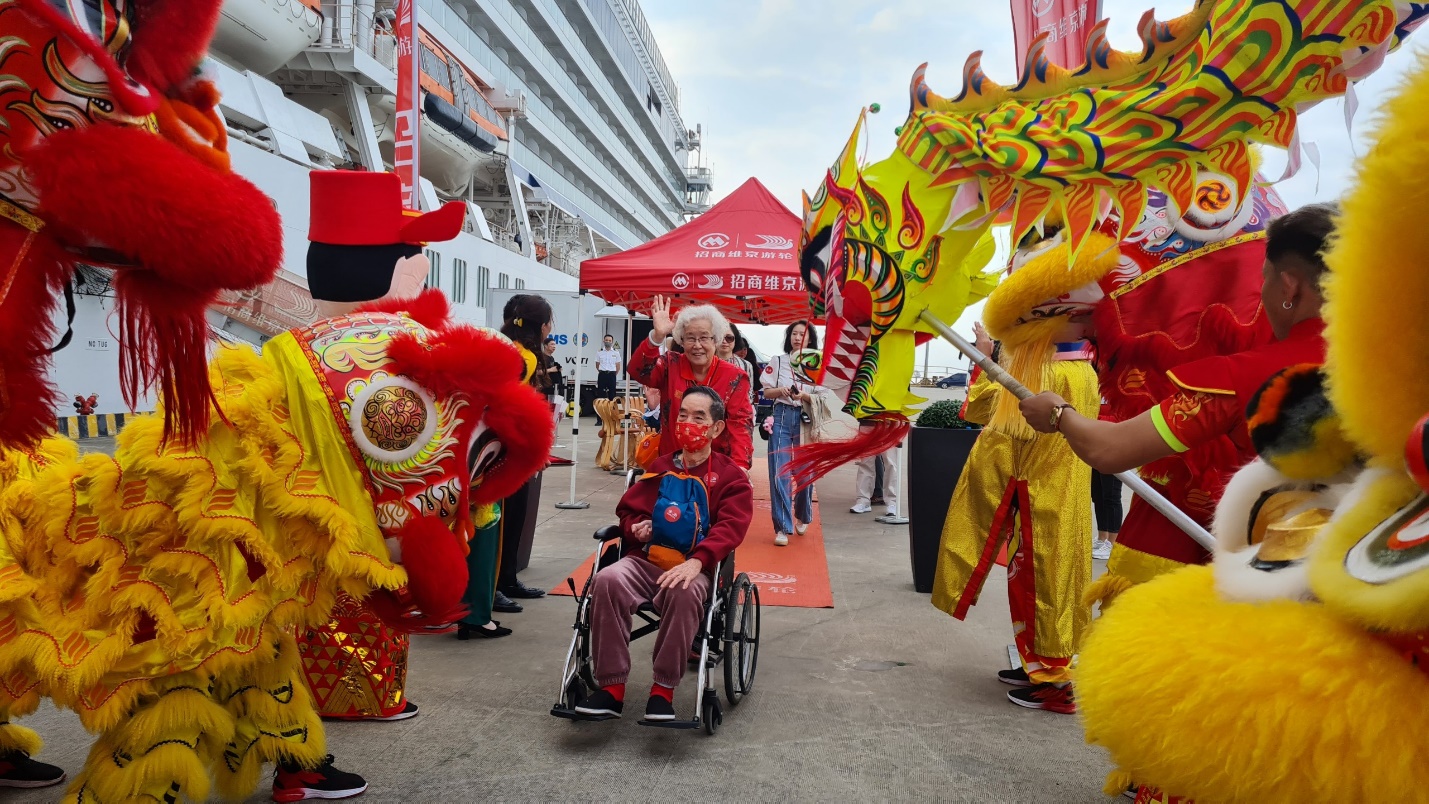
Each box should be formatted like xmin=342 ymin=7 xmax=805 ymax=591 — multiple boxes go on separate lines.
xmin=272 ymin=754 xmax=367 ymax=802
xmin=997 ymin=667 xmax=1033 ymax=687
xmin=1006 ymin=682 xmax=1076 ymax=714
xmin=0 ymin=751 xmax=65 ymax=788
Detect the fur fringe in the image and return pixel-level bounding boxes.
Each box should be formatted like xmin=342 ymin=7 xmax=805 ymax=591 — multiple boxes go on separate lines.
xmin=786 ymin=416 xmax=909 ymax=490
xmin=1083 ymin=573 xmax=1134 ymax=610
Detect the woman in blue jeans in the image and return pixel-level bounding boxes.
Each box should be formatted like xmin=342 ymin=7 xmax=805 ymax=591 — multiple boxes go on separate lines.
xmin=760 ymin=320 xmax=818 ymax=546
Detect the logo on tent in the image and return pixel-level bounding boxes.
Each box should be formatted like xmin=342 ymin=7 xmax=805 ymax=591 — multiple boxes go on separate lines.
xmin=698 ymin=275 xmax=724 ymax=290
xmin=697 ymin=233 xmax=730 ymax=250
xmin=672 ymin=273 xmax=691 ymax=290
xmin=746 ymin=235 xmax=794 ymax=250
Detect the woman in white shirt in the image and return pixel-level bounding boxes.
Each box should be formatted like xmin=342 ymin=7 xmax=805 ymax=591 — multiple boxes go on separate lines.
xmin=760 ymin=320 xmax=818 ymax=546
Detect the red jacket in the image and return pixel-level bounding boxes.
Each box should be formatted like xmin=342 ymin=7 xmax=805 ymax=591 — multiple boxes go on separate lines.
xmin=616 ymin=451 xmax=753 ymax=572
xmin=628 ymin=337 xmax=754 ymax=468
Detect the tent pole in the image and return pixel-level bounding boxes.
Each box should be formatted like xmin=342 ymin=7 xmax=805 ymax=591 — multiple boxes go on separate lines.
xmin=555 ymin=290 xmax=591 ymax=510
xmin=612 ymin=310 xmax=634 ymax=475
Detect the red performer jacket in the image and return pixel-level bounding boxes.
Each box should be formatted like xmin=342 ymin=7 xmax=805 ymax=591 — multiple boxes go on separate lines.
xmin=628 ymin=337 xmax=755 ymax=468
xmin=616 ymin=451 xmax=753 ymax=572
xmin=1121 ymin=318 xmax=1328 ymax=567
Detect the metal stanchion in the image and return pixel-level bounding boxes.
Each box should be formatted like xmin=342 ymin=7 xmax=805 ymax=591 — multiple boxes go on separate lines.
xmin=555 ymin=290 xmax=590 ymax=510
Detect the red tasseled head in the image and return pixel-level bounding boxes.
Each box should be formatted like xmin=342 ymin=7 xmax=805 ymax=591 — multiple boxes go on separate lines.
xmin=785 ymin=415 xmax=910 ymax=490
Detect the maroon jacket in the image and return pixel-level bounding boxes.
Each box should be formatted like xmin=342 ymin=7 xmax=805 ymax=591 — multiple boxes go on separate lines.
xmin=616 ymin=451 xmax=753 ymax=572
xmin=628 ymin=337 xmax=754 ymax=468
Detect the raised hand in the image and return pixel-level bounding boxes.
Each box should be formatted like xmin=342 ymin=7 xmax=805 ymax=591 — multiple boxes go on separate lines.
xmin=972 ymin=321 xmax=994 ymax=358
xmin=650 ymin=294 xmax=675 ymax=340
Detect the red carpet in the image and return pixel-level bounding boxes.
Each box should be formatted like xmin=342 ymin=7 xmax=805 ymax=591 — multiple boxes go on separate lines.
xmin=550 ymin=459 xmax=834 ymax=608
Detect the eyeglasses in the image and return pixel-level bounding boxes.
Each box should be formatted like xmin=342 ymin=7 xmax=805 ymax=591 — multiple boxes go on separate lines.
xmin=682 ymin=336 xmax=716 ymax=345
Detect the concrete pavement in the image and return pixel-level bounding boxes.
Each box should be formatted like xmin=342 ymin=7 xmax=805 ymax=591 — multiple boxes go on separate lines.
xmin=11 ymin=420 xmax=1113 ymax=803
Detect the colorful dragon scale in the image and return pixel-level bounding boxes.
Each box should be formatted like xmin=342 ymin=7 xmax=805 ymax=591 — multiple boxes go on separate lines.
xmin=898 ymin=0 xmax=1427 ymax=259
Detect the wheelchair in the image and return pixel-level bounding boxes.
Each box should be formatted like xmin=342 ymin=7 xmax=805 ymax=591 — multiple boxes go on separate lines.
xmin=550 ymin=522 xmax=761 ymax=734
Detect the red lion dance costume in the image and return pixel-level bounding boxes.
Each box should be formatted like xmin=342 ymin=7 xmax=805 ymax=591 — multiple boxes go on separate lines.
xmin=0 ymin=2 xmax=557 ymax=801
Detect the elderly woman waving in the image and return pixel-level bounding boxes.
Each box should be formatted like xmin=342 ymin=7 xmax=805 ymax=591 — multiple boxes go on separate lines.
xmin=629 ymin=295 xmax=754 ymax=469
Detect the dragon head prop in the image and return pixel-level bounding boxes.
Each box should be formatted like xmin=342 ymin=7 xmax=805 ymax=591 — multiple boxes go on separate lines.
xmin=791 ymin=0 xmax=1423 ymax=487
xmin=0 ymin=0 xmax=283 ymax=448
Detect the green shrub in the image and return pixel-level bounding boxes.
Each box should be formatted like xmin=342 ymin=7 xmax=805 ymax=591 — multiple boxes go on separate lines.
xmin=916 ymin=399 xmax=979 ymax=429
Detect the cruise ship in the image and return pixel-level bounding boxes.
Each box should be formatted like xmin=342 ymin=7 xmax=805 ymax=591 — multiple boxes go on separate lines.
xmin=51 ymin=0 xmax=711 ymax=433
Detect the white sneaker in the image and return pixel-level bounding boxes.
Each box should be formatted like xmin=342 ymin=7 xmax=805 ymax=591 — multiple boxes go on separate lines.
xmin=774 ymin=533 xmax=789 ymax=546
xmin=1092 ymin=539 xmax=1113 ymax=560
xmin=796 ymin=522 xmax=809 ymax=535
xmin=850 ymin=502 xmax=872 ymax=514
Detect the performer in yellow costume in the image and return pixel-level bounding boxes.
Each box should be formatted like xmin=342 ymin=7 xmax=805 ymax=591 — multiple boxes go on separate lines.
xmin=931 ymin=225 xmax=1116 ymax=713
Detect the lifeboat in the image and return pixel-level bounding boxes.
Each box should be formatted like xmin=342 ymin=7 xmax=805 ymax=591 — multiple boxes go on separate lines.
xmin=213 ymin=0 xmax=323 ymax=75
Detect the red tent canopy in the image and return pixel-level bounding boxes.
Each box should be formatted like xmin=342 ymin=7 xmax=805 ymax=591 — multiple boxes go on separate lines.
xmin=580 ymin=177 xmax=814 ymax=325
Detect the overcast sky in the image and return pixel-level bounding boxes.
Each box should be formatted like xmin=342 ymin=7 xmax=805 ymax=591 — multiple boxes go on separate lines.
xmin=643 ymin=0 xmax=1428 ymax=370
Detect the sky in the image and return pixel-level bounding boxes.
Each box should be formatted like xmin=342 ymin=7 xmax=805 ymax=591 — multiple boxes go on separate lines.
xmin=641 ymin=0 xmax=1429 ymax=371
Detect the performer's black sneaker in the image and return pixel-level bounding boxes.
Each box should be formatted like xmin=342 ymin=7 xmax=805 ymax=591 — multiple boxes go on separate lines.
xmin=271 ymin=754 xmax=367 ymax=801
xmin=644 ymin=695 xmax=676 ymax=722
xmin=500 ymin=581 xmax=547 ymax=599
xmin=370 ymin=700 xmax=419 ymax=721
xmin=1007 ymin=682 xmax=1077 ymax=714
xmin=0 ymin=751 xmax=65 ymax=788
xmin=997 ymin=667 xmax=1032 ymax=687
xmin=573 ymin=689 xmax=623 ymax=719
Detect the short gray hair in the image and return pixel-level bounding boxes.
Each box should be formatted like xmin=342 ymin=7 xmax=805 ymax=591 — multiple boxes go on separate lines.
xmin=671 ymin=304 xmax=731 ymax=345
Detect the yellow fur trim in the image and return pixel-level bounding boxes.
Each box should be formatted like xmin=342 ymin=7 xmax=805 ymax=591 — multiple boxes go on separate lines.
xmin=1323 ymin=52 xmax=1429 ymax=465
xmin=1104 ymin=541 xmax=1189 ymax=586
xmin=0 ymin=343 xmax=403 ymax=729
xmin=982 ymin=231 xmax=1120 ymax=343
xmin=987 ymin=323 xmax=1062 ymax=438
xmin=0 ymin=721 xmax=42 ymax=755
xmin=1102 ymin=769 xmax=1134 ymax=797
xmin=1078 ymin=565 xmax=1429 ymax=802
xmin=1265 ymin=415 xmax=1358 ymax=480
xmin=1083 ymin=573 xmax=1134 ymax=610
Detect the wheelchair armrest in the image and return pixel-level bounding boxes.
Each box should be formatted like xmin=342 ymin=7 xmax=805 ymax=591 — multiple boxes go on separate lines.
xmin=594 ymin=524 xmax=623 ymax=542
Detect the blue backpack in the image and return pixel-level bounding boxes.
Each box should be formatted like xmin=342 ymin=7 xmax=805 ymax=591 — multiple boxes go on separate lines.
xmin=648 ymin=471 xmax=711 ymax=557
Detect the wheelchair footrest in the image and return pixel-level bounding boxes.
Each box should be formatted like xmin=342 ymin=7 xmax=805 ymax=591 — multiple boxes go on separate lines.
xmin=636 ymin=718 xmax=701 ymax=729
xmin=551 ymin=706 xmax=619 ymax=722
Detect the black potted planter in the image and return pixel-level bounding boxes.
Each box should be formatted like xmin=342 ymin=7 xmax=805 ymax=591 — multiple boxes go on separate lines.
xmin=908 ymin=400 xmax=981 ymax=593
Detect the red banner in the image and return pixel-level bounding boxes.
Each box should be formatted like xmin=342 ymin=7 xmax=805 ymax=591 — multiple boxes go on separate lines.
xmin=1010 ymin=0 xmax=1102 ymax=78
xmin=394 ymin=0 xmax=420 ymax=209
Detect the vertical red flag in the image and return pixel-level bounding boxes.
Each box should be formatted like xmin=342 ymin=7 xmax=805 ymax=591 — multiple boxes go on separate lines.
xmin=394 ymin=0 xmax=421 ymax=209
xmin=1010 ymin=0 xmax=1103 ymax=78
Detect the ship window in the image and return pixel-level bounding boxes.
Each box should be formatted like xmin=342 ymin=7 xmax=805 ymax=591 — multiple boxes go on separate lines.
xmin=515 ymin=278 xmax=525 ymax=289
xmin=453 ymin=259 xmax=467 ymax=304
xmin=498 ymin=272 xmax=509 ymax=289
xmin=477 ymin=265 xmax=489 ymax=308
xmin=426 ymin=250 xmax=441 ymax=290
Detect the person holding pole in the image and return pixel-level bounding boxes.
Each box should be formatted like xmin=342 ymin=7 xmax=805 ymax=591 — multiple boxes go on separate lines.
xmin=1018 ymin=204 xmax=1334 ymax=597
xmin=931 ymin=223 xmax=1113 ymax=716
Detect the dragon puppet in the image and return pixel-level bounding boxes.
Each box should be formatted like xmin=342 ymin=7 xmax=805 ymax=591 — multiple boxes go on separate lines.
xmin=792 ymin=0 xmax=1424 ymax=588
xmin=0 ymin=0 xmax=283 ymax=449
xmin=1076 ymin=52 xmax=1429 ymax=801
xmin=0 ymin=290 xmax=554 ymax=802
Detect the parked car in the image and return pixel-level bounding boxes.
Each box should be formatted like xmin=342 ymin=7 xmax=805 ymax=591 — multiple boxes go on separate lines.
xmin=935 ymin=372 xmax=968 ymax=389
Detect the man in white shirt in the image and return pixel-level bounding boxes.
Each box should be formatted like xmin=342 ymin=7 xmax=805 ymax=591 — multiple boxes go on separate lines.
xmin=596 ymin=334 xmax=621 ymax=400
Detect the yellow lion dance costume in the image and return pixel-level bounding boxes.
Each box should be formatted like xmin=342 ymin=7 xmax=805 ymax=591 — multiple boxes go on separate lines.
xmin=1075 ymin=54 xmax=1429 ymax=801
xmin=0 ymin=291 xmax=553 ymax=802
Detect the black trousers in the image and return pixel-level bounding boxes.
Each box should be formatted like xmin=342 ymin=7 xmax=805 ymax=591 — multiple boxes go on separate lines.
xmin=1091 ymin=470 xmax=1124 ymax=534
xmin=597 ymin=370 xmax=617 ymax=400
xmin=497 ymin=474 xmax=542 ymax=588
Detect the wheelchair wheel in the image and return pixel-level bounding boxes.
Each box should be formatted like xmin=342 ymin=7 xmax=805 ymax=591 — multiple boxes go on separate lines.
xmin=702 ymin=689 xmax=723 ymax=735
xmin=723 ymin=573 xmax=760 ymax=705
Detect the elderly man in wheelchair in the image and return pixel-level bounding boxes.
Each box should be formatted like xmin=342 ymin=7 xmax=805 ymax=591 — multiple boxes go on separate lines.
xmin=566 ymin=386 xmax=755 ymax=725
